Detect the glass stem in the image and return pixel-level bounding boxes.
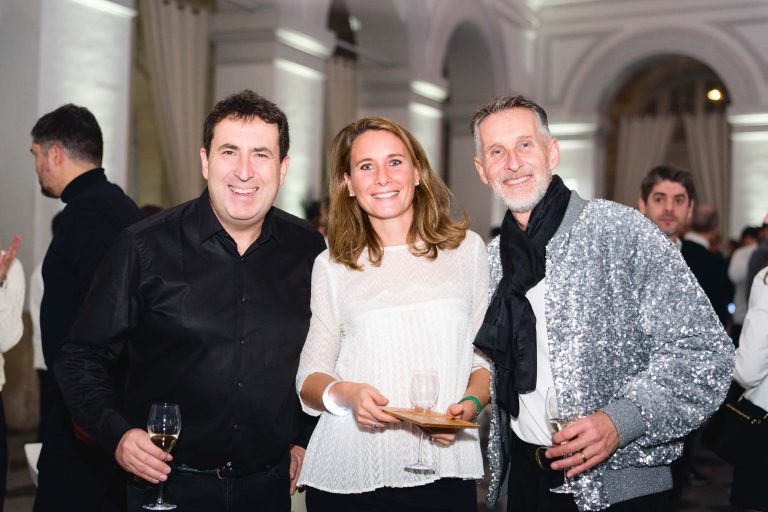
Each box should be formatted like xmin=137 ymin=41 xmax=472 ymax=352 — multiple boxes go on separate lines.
xmin=416 ymin=431 xmax=424 ymax=465
xmin=157 ymin=481 xmax=164 ymax=505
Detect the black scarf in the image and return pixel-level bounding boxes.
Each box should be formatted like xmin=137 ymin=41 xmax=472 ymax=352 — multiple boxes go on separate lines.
xmin=474 ymin=175 xmax=571 ymax=417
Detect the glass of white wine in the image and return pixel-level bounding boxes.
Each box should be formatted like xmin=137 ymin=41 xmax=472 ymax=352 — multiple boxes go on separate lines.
xmin=404 ymin=372 xmax=439 ymax=474
xmin=545 ymin=387 xmax=579 ymax=494
xmin=144 ymin=403 xmax=181 ymax=510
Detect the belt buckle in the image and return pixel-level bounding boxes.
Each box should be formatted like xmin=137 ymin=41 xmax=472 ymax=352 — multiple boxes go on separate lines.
xmin=534 ymin=447 xmax=550 ymax=471
xmin=216 ymin=462 xmax=233 ymax=480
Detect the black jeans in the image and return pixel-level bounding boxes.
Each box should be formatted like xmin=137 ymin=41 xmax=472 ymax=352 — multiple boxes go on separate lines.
xmin=507 ymin=434 xmax=673 ymax=512
xmin=127 ymin=452 xmax=291 ymax=512
xmin=306 ymin=478 xmax=477 ymax=512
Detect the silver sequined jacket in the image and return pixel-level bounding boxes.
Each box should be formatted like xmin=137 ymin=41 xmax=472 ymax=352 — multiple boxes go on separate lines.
xmin=484 ymin=192 xmax=733 ymax=511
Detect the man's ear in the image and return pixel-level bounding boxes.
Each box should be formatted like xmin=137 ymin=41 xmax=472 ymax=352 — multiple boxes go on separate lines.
xmin=638 ymin=198 xmax=647 ymax=215
xmin=200 ymin=148 xmax=209 ymax=181
xmin=474 ymin=157 xmax=489 ymax=186
xmin=548 ymin=138 xmax=560 ymax=170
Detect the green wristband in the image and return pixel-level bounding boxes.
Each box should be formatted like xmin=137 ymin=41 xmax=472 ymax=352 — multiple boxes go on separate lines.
xmin=458 ymin=395 xmax=482 ymax=419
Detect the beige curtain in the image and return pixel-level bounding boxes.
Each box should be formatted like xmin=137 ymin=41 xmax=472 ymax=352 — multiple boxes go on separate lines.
xmin=683 ymin=113 xmax=730 ymax=239
xmin=323 ymin=55 xmax=357 ymax=187
xmin=613 ymin=115 xmax=677 ymax=207
xmin=139 ymin=0 xmax=208 ymax=205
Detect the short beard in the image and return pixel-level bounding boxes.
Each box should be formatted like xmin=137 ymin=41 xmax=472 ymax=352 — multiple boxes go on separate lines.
xmin=491 ymin=171 xmax=552 ymax=213
xmin=40 ymin=185 xmax=57 ymax=199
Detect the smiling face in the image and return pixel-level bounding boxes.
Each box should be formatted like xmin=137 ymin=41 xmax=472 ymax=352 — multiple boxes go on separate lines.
xmin=201 ymin=116 xmax=289 ymax=243
xmin=473 ymin=108 xmax=560 ymax=228
xmin=344 ymin=129 xmax=420 ymax=243
xmin=638 ymin=179 xmax=693 ymax=241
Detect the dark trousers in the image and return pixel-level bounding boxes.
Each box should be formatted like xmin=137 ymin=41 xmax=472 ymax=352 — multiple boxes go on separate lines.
xmin=507 ymin=434 xmax=673 ymax=512
xmin=34 ymin=384 xmax=124 ymax=512
xmin=306 ymin=478 xmax=477 ymax=512
xmin=127 ymin=452 xmax=291 ymax=512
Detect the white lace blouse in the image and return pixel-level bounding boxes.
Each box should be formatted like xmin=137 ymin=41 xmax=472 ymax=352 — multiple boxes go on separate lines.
xmin=296 ymin=231 xmax=490 ymax=493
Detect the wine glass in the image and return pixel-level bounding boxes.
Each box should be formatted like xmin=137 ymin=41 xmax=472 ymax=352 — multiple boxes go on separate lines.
xmin=404 ymin=372 xmax=439 ymax=474
xmin=144 ymin=403 xmax=181 ymax=510
xmin=545 ymin=387 xmax=579 ymax=494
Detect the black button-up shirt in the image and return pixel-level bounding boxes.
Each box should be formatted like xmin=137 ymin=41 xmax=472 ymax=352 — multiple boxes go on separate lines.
xmin=55 ymin=189 xmax=326 ymax=472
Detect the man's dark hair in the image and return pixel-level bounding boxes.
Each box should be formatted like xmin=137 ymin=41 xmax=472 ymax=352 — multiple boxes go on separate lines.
xmin=640 ymin=165 xmax=697 ymax=204
xmin=31 ymin=104 xmax=103 ymax=165
xmin=740 ymin=226 xmax=760 ymax=244
xmin=470 ymin=95 xmax=551 ymax=155
xmin=202 ymin=90 xmax=289 ymax=160
xmin=690 ymin=204 xmax=718 ymax=233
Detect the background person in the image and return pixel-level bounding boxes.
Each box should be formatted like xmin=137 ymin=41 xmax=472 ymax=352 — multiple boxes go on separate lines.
xmin=0 ymin=234 xmax=24 ymax=512
xmin=731 ymin=265 xmax=768 ymax=512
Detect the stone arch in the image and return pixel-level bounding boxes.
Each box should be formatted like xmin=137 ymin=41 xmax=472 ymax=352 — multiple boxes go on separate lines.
xmin=562 ymin=24 xmax=765 ymax=116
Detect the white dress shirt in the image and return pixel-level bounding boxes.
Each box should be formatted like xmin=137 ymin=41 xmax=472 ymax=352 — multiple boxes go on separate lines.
xmin=734 ymin=267 xmax=768 ymax=410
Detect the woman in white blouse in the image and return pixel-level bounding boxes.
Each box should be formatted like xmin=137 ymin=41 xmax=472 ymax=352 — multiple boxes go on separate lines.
xmin=731 ymin=265 xmax=768 ymax=512
xmin=296 ymin=117 xmax=491 ymax=511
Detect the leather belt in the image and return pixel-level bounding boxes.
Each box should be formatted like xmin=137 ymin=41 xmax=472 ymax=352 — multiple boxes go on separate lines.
xmin=174 ymin=462 xmax=251 ymax=479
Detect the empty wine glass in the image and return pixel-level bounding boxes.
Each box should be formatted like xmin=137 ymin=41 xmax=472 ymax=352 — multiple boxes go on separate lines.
xmin=144 ymin=403 xmax=181 ymax=510
xmin=545 ymin=387 xmax=579 ymax=494
xmin=404 ymin=372 xmax=439 ymax=473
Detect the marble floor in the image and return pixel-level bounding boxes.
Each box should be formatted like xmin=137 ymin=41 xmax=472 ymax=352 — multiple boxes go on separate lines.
xmin=3 ymin=428 xmax=741 ymax=512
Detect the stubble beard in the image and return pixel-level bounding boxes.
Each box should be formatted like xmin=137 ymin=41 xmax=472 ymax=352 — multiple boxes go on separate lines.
xmin=491 ymin=171 xmax=552 ymax=213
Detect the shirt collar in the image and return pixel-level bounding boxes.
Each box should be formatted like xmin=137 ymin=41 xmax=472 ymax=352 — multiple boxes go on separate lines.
xmin=683 ymin=231 xmax=710 ymax=250
xmin=61 ymin=168 xmax=106 ymax=203
xmin=196 ymin=188 xmax=282 ymax=248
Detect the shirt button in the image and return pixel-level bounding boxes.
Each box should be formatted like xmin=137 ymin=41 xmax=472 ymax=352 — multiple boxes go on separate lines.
xmin=239 ymin=338 xmax=245 ymax=345
xmin=240 ymin=297 xmax=245 ymax=303
xmin=233 ymin=424 xmax=239 ymax=431
xmin=236 ymin=381 xmax=243 ymax=389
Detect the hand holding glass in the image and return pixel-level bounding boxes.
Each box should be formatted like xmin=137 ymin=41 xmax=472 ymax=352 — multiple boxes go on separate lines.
xmin=545 ymin=387 xmax=579 ymax=494
xmin=404 ymin=372 xmax=439 ymax=473
xmin=144 ymin=403 xmax=181 ymax=510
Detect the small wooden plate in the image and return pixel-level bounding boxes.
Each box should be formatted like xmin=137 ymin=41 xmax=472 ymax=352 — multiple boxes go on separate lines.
xmin=381 ymin=407 xmax=479 ymax=429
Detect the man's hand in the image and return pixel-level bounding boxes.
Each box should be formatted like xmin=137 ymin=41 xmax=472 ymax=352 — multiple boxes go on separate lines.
xmin=288 ymin=444 xmax=305 ymax=495
xmin=546 ymin=411 xmax=620 ymax=477
xmin=0 ymin=235 xmax=21 ymax=282
xmin=115 ymin=428 xmax=172 ymax=483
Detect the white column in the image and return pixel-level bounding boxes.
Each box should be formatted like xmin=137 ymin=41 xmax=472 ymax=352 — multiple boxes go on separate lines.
xmin=211 ymin=11 xmax=334 ymax=217
xmin=359 ymin=71 xmax=447 ymax=175
xmin=0 ymin=0 xmax=135 ymax=274
xmin=729 ymin=112 xmax=768 ymax=233
xmin=549 ymin=121 xmax=599 ymax=200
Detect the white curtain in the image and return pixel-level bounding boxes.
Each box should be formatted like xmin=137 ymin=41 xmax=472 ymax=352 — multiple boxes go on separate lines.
xmin=324 ymin=55 xmax=357 ymax=179
xmin=613 ymin=115 xmax=677 ymax=207
xmin=683 ymin=113 xmax=730 ymax=238
xmin=139 ymin=0 xmax=208 ymax=205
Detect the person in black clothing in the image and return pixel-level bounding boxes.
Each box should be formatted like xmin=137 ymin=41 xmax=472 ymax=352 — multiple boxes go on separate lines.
xmin=55 ymin=90 xmax=326 ymax=512
xmin=30 ymin=104 xmax=143 ymax=511
xmin=681 ymin=204 xmax=733 ymax=328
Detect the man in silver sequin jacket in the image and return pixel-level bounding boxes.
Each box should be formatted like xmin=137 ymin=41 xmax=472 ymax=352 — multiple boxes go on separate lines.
xmin=470 ymin=96 xmax=733 ymax=511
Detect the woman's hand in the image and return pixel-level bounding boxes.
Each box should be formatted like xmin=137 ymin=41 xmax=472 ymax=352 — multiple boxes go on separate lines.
xmin=423 ymin=401 xmax=478 ymax=447
xmin=332 ymin=381 xmax=400 ymax=430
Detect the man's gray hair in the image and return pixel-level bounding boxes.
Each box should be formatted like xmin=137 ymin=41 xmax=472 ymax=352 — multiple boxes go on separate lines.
xmin=470 ymin=95 xmax=551 ymax=156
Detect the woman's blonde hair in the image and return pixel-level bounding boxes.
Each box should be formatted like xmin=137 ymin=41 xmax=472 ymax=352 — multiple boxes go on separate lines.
xmin=327 ymin=116 xmax=468 ymax=270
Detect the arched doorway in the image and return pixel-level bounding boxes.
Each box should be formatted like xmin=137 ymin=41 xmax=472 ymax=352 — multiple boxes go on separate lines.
xmin=603 ymin=56 xmax=731 ymax=236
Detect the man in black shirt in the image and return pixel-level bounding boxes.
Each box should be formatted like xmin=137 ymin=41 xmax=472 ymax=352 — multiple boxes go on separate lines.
xmin=55 ymin=90 xmax=325 ymax=512
xmin=31 ymin=104 xmax=143 ymax=512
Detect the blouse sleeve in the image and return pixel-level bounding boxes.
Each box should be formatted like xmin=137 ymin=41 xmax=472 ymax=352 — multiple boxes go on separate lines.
xmin=296 ymin=254 xmax=343 ymax=416
xmin=734 ymin=271 xmax=768 ymax=390
xmin=468 ymin=233 xmax=491 ymax=371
